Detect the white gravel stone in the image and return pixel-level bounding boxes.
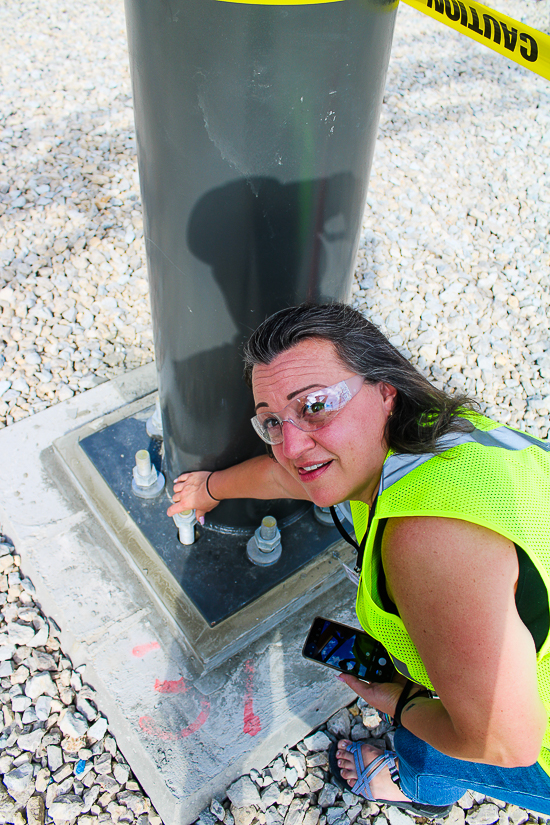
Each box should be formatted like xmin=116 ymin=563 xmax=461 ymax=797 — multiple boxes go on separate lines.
xmin=25 ymin=672 xmax=56 ymax=699
xmin=466 ymin=805 xmax=501 ymax=825
xmin=59 ymin=710 xmax=88 ymax=738
xmin=210 ymin=798 xmax=226 ymax=821
xmin=0 ymin=792 xmax=17 ymax=822
xmin=303 ymin=732 xmax=331 ymax=752
xmin=17 ymin=729 xmax=44 ymax=752
xmin=93 ymin=752 xmax=111 ymax=775
xmin=75 ymin=695 xmax=97 ymax=722
xmin=386 ymin=809 xmax=416 ymax=825
xmin=0 ymin=644 xmax=16 ymax=661
xmin=3 ymin=762 xmax=34 ymax=793
xmin=269 ymin=758 xmax=286 ymax=783
xmin=507 ymin=807 xmax=529 ymax=825
xmin=35 ymin=695 xmax=52 ymax=721
xmin=11 ymin=695 xmax=32 ymax=712
xmin=261 ymin=784 xmax=281 ymax=808
xmin=227 ymin=776 xmax=262 ymax=808
xmin=318 ymin=785 xmax=339 ymax=808
xmin=48 ymin=794 xmax=85 ymax=822
xmin=113 ymin=761 xmax=130 ymax=785
xmin=326 ymin=709 xmax=351 ymax=740
xmin=7 ymin=622 xmax=35 ymax=645
xmin=286 ymin=751 xmax=307 ymax=779
xmin=447 ymin=808 xmax=466 ymax=825
xmin=46 ymin=746 xmax=64 ymax=773
xmin=82 ymin=785 xmax=100 ymax=813
xmin=325 ymin=807 xmax=348 ymax=825
xmin=284 ymin=798 xmax=310 ymax=825
xmin=86 ymin=715 xmax=107 ymax=742
xmin=118 ymin=790 xmax=148 ymax=815
xmin=231 ymin=805 xmax=257 ymax=825
xmin=359 ymin=705 xmax=382 ymax=731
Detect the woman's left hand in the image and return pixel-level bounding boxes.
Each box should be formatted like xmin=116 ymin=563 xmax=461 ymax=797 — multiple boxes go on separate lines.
xmin=337 ymin=674 xmax=404 ymax=718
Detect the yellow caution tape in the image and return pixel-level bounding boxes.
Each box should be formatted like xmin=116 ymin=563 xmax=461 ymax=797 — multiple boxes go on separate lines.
xmin=216 ymin=0 xmax=342 ymax=4
xmin=402 ymin=0 xmax=550 ymax=82
xmin=215 ymin=0 xmax=549 ymax=82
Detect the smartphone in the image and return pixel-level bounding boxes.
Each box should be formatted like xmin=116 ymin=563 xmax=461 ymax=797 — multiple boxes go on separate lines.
xmin=302 ymin=616 xmax=396 ymax=683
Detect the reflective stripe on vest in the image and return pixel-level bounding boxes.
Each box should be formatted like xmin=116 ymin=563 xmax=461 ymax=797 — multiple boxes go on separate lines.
xmin=380 ymin=420 xmax=550 ymax=494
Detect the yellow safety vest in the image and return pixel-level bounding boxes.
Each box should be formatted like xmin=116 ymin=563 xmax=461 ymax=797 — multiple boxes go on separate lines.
xmin=351 ymin=412 xmax=550 ymax=775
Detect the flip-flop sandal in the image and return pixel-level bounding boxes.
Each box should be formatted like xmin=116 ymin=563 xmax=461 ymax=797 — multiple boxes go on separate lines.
xmin=328 ymin=740 xmax=453 ymax=818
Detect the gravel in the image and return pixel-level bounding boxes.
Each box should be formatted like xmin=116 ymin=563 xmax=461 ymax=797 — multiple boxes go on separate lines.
xmin=1 ymin=0 xmax=549 ymax=823
xmin=0 ymin=536 xmax=163 ymax=825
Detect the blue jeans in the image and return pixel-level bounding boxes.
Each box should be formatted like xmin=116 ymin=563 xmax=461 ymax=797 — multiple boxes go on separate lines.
xmin=395 ymin=727 xmax=550 ymax=816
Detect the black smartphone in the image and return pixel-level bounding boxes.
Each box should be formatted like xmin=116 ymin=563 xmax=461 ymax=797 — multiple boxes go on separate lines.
xmin=302 ymin=616 xmax=396 ymax=682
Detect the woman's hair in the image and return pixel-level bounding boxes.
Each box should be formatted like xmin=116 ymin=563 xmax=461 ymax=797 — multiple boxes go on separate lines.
xmin=243 ymin=302 xmax=477 ymax=455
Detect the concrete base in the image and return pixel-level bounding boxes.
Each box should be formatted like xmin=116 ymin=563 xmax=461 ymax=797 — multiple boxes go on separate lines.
xmin=0 ymin=365 xmax=358 ymax=824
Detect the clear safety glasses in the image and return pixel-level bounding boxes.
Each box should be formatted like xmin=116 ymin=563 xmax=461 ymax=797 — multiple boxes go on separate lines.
xmin=251 ymin=374 xmax=364 ymax=445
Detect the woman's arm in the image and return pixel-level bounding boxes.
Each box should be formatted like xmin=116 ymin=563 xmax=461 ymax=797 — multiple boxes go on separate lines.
xmin=342 ymin=516 xmax=547 ymax=767
xmin=167 ymin=454 xmax=311 ymax=521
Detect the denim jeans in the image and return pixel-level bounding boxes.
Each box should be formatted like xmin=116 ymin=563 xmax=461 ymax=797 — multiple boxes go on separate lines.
xmin=394 ymin=727 xmax=550 ymax=816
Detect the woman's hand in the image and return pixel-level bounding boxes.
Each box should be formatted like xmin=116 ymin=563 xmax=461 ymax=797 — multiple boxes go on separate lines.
xmin=337 ymin=674 xmax=405 ymax=718
xmin=167 ymin=471 xmax=219 ymax=523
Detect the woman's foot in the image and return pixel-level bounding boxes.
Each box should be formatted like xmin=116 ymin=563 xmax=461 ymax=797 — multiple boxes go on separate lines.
xmin=335 ymin=740 xmax=411 ymax=802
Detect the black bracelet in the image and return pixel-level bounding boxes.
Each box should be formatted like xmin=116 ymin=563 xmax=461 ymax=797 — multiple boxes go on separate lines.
xmin=205 ymin=472 xmax=221 ymax=502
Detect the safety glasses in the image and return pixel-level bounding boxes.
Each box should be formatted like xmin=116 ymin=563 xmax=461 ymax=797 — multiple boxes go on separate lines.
xmin=251 ymin=374 xmax=364 ymax=445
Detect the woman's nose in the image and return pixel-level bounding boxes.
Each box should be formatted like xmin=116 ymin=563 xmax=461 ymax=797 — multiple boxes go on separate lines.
xmin=281 ymin=420 xmax=315 ymax=458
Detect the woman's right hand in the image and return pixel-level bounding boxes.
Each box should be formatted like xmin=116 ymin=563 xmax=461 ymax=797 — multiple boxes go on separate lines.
xmin=167 ymin=471 xmax=220 ymax=524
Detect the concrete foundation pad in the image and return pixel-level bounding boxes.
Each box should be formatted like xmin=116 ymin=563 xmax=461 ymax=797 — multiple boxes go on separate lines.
xmin=0 ymin=365 xmax=358 ymax=824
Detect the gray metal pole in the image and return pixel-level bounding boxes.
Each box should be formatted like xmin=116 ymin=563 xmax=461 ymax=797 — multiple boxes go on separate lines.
xmin=124 ymin=0 xmax=397 ymax=528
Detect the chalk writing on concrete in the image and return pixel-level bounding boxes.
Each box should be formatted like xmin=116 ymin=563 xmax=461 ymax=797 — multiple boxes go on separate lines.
xmin=139 ymin=671 xmax=210 ymax=739
xmin=243 ymin=659 xmax=261 ymax=736
xmin=132 ymin=641 xmax=161 ymax=657
xmin=154 ymin=677 xmax=188 ymax=694
xmin=139 ymin=698 xmax=210 ymax=740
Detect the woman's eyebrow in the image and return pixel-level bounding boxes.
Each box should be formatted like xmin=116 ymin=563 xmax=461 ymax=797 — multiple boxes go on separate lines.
xmin=287 ymin=384 xmax=323 ymax=401
xmin=254 ymin=384 xmax=324 ymax=412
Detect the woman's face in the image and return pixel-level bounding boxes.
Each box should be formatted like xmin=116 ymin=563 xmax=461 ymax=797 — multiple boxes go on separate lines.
xmin=251 ymin=338 xmax=396 ymax=507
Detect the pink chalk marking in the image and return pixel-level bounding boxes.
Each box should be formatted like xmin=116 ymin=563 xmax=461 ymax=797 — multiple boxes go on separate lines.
xmin=243 ymin=659 xmax=261 ymax=736
xmin=154 ymin=677 xmax=188 ymax=694
xmin=132 ymin=641 xmax=160 ymax=657
xmin=139 ymin=697 xmax=210 ymax=741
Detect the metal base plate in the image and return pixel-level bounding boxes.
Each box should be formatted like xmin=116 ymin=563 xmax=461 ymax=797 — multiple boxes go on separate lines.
xmin=54 ymin=391 xmax=354 ymax=667
xmin=79 ymin=408 xmax=339 ymax=626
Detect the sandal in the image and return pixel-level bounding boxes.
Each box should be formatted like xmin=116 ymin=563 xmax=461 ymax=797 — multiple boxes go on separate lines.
xmin=329 ymin=740 xmax=453 ymax=818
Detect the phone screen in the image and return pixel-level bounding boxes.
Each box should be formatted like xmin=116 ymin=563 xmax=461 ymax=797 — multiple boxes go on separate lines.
xmin=302 ymin=616 xmax=395 ymax=682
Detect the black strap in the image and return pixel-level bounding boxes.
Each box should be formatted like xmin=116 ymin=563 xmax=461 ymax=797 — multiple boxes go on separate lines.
xmin=393 ymin=682 xmax=432 ymax=727
xmin=329 ymin=506 xmax=360 ymax=553
xmin=330 ymin=497 xmax=378 ymax=574
xmin=393 ymin=681 xmax=415 ymax=727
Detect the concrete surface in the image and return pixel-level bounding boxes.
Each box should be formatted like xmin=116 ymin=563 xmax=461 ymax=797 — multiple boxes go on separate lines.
xmin=0 ymin=364 xmax=358 ymax=824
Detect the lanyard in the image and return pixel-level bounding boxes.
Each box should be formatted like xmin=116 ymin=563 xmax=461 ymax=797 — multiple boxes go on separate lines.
xmin=329 ymin=496 xmax=378 ymax=575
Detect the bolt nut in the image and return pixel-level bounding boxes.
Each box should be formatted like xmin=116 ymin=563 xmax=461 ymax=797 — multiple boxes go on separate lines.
xmin=247 ymin=515 xmax=282 ymax=566
xmin=131 ymin=449 xmax=165 ymax=499
xmin=173 ymin=509 xmax=196 ymax=545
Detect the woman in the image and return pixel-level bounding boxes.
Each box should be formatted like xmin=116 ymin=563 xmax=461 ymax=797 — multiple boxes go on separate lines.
xmin=167 ymin=303 xmax=550 ymax=815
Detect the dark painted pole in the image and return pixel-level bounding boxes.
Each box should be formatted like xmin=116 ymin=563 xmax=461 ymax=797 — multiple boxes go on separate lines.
xmin=124 ymin=0 xmax=397 ymax=528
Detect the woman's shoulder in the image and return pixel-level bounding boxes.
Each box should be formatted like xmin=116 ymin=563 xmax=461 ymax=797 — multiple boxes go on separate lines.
xmin=381 ymin=514 xmax=518 ymax=585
